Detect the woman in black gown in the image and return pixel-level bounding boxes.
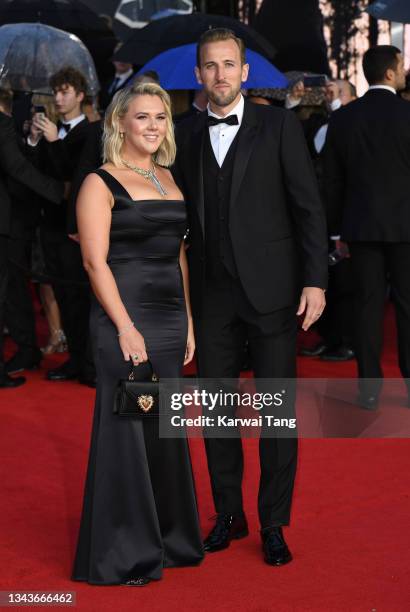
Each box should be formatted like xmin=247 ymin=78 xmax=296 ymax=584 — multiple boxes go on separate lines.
xmin=72 ymin=83 xmax=204 ymax=586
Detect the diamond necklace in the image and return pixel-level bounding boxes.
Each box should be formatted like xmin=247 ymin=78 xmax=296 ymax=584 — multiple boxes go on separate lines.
xmin=121 ymin=158 xmax=168 ymax=197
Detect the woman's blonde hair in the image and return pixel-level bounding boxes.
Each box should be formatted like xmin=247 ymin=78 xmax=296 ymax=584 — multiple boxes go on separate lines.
xmin=103 ymin=82 xmax=176 ymax=168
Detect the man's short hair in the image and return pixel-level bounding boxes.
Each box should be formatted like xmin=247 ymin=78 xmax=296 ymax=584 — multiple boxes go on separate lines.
xmin=49 ymin=66 xmax=88 ymax=95
xmin=362 ymin=45 xmax=401 ymax=85
xmin=196 ymin=28 xmax=246 ymax=67
xmin=0 ymin=88 xmax=13 ymax=114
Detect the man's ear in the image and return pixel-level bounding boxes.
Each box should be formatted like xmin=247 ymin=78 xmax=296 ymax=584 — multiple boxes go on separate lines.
xmin=195 ymin=66 xmax=203 ymax=86
xmin=77 ymin=91 xmax=85 ymax=104
xmin=241 ymin=63 xmax=250 ymax=84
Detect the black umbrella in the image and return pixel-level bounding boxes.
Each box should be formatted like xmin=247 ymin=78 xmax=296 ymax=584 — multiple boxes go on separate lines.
xmin=0 ymin=0 xmax=118 ymax=84
xmin=0 ymin=0 xmax=112 ymax=33
xmin=367 ymin=0 xmax=410 ymax=22
xmin=113 ymin=12 xmax=276 ymax=65
xmin=81 ymin=0 xmax=193 ymax=41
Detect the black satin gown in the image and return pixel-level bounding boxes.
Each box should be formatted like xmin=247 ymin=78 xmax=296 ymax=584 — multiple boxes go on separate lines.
xmin=72 ymin=169 xmax=204 ymax=585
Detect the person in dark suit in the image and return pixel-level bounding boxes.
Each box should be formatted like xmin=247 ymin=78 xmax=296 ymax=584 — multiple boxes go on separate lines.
xmin=324 ymin=45 xmax=409 ymax=408
xmin=174 ymin=29 xmax=328 ymax=565
xmin=0 ymin=88 xmax=63 ymax=387
xmin=27 ymin=67 xmax=95 ymax=385
xmin=99 ymin=58 xmax=136 ymax=111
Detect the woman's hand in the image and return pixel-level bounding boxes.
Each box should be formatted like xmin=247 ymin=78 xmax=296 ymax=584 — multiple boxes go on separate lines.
xmin=184 ymin=320 xmax=195 ymax=365
xmin=118 ymin=326 xmax=148 ymax=366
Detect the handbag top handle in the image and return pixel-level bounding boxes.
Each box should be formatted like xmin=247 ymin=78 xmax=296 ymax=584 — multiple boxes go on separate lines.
xmin=129 ymin=359 xmax=159 ymax=382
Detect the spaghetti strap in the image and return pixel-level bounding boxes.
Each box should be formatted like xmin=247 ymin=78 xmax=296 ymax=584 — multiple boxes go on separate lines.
xmin=92 ymin=168 xmax=133 ymax=201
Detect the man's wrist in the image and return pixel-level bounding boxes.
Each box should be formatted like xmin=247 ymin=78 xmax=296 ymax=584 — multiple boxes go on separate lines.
xmin=27 ymin=135 xmax=40 ymax=146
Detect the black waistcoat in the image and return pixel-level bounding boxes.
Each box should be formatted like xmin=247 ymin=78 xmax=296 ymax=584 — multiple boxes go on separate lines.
xmin=203 ymin=128 xmax=239 ymax=280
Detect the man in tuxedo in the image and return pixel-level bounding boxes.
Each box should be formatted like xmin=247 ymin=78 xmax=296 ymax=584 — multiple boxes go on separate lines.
xmin=0 ymin=88 xmax=63 ymax=387
xmin=174 ymin=29 xmax=328 ymax=565
xmin=324 ymin=45 xmax=409 ymax=408
xmin=26 ymin=67 xmax=95 ymax=385
xmin=99 ymin=58 xmax=136 ymax=111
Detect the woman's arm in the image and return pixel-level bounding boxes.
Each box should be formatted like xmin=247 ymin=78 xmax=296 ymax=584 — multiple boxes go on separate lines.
xmin=77 ymin=173 xmax=148 ymax=363
xmin=179 ymin=240 xmax=195 ymax=365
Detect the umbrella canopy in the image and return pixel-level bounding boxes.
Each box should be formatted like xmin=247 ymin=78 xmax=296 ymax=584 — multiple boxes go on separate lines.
xmin=113 ymin=13 xmax=276 ymax=65
xmin=366 ymin=0 xmax=410 ymax=22
xmin=136 ymin=43 xmax=287 ymax=90
xmin=81 ymin=0 xmax=192 ymax=40
xmin=115 ymin=0 xmax=192 ymax=29
xmin=0 ymin=0 xmax=112 ymax=35
xmin=0 ymin=0 xmax=118 ymax=83
xmin=0 ymin=23 xmax=100 ymax=94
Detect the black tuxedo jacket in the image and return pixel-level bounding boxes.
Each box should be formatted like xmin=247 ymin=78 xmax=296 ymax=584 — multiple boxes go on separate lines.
xmin=0 ymin=112 xmax=63 ymax=237
xmin=67 ymin=119 xmax=103 ymax=234
xmin=174 ymin=100 xmax=328 ymax=315
xmin=324 ymin=89 xmax=410 ymax=241
xmin=32 ymin=117 xmax=90 ymax=232
xmin=44 ymin=117 xmax=90 ymax=182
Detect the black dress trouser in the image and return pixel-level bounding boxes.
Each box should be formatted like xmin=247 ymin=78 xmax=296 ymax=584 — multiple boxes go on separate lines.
xmin=194 ymin=270 xmax=298 ymax=529
xmin=40 ymin=225 xmax=94 ymax=376
xmin=5 ymin=234 xmax=37 ymax=353
xmin=348 ymin=242 xmax=410 ymax=395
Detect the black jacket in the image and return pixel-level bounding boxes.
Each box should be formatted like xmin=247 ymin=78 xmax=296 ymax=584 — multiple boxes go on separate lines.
xmin=67 ymin=119 xmax=103 ymax=234
xmin=33 ymin=117 xmax=89 ymax=232
xmin=0 ymin=112 xmax=63 ymax=237
xmin=174 ymin=100 xmax=328 ymax=315
xmin=324 ymin=88 xmax=410 ymax=241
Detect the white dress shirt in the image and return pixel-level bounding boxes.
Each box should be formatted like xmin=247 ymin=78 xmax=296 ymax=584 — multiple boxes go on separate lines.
xmin=57 ymin=113 xmax=85 ymax=140
xmin=207 ymin=95 xmax=244 ymax=167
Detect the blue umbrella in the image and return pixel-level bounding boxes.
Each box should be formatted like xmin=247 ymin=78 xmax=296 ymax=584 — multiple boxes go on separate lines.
xmin=136 ymin=43 xmax=287 ymax=90
xmin=367 ymin=0 xmax=410 ymax=22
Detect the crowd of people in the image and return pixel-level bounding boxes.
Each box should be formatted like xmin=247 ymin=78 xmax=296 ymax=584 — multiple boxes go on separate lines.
xmin=1 ymin=26 xmax=409 ymax=585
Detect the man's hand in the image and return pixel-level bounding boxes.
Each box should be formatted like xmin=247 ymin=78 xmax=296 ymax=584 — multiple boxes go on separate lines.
xmin=335 ymin=239 xmax=350 ymax=258
xmin=297 ymin=287 xmax=326 ymax=331
xmin=326 ymin=81 xmax=339 ymax=104
xmin=32 ymin=115 xmax=59 ymax=142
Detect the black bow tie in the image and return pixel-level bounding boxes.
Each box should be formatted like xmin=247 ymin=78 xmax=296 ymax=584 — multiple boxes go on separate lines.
xmin=58 ymin=121 xmax=71 ymax=133
xmin=207 ymin=114 xmax=239 ymax=127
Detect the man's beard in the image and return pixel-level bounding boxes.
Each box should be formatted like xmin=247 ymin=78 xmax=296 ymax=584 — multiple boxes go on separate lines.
xmin=208 ymin=84 xmax=240 ymax=107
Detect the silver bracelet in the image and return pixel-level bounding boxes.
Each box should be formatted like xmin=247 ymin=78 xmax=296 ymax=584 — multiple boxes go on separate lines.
xmin=117 ymin=321 xmax=134 ymax=336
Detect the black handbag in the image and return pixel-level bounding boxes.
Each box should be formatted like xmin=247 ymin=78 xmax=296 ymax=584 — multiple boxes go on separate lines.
xmin=113 ymin=360 xmax=159 ymax=418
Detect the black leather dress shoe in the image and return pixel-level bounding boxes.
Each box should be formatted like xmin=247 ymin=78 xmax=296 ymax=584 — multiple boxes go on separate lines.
xmin=203 ymin=513 xmax=249 ymax=552
xmin=299 ymin=342 xmax=328 ymax=357
xmin=47 ymin=359 xmax=79 ymax=381
xmin=121 ymin=577 xmax=151 ymax=587
xmin=0 ymin=373 xmax=26 ymax=388
xmin=320 ymin=346 xmax=355 ymax=362
xmin=357 ymin=394 xmax=379 ymax=411
xmin=5 ymin=349 xmax=42 ymax=374
xmin=262 ymin=527 xmax=292 ymax=566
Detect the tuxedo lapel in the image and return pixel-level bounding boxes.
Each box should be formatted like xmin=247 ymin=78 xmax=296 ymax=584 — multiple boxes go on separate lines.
xmin=191 ymin=112 xmax=208 ymax=238
xmin=230 ymin=102 xmax=260 ymax=211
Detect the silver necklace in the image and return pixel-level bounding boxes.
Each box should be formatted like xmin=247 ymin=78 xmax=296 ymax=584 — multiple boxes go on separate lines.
xmin=121 ymin=158 xmax=168 ymax=197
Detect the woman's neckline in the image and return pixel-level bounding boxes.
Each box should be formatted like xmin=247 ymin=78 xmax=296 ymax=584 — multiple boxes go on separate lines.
xmin=98 ymin=168 xmax=184 ymax=203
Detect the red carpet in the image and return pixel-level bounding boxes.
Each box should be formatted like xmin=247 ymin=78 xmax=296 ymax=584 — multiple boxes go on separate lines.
xmin=1 ymin=303 xmax=410 ymax=611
